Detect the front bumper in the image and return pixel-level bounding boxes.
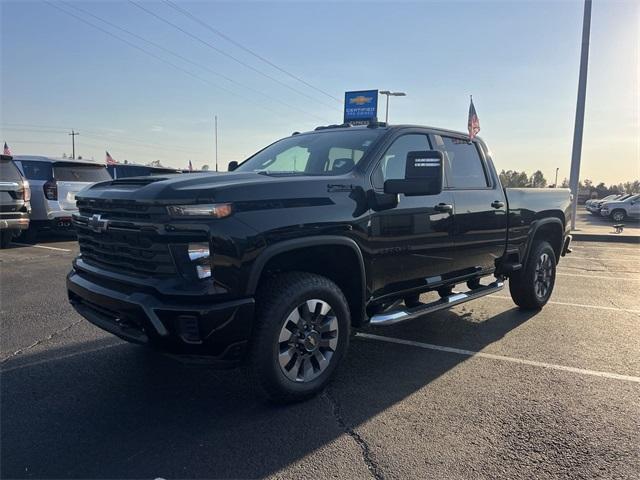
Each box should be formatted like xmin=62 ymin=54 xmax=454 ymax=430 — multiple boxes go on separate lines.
xmin=67 ymin=269 xmax=254 ymax=366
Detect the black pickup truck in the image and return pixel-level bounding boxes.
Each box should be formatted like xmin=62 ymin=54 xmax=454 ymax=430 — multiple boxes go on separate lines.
xmin=67 ymin=124 xmax=572 ymax=402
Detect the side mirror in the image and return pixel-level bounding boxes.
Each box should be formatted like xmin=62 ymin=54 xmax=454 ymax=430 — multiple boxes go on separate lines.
xmin=228 ymin=161 xmax=239 ymax=172
xmin=383 ymin=150 xmax=443 ymax=196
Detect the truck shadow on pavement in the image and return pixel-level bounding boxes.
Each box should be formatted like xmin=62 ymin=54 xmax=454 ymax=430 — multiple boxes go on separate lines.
xmin=1 ymin=307 xmax=536 ymax=479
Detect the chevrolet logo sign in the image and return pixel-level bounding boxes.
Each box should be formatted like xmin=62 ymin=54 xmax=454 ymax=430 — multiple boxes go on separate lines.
xmin=88 ymin=214 xmax=109 ymax=233
xmin=349 ymin=95 xmax=373 ymax=105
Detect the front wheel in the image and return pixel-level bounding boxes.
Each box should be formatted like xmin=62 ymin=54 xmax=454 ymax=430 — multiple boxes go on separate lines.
xmin=509 ymin=241 xmax=556 ymax=310
xmin=611 ymin=209 xmax=626 ymax=222
xmin=249 ymin=272 xmax=350 ymax=403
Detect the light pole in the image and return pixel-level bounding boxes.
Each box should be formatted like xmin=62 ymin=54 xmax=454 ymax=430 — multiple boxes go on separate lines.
xmin=569 ymin=0 xmax=592 ymax=229
xmin=379 ymin=90 xmax=406 ymax=124
xmin=555 ymin=167 xmax=559 ymax=188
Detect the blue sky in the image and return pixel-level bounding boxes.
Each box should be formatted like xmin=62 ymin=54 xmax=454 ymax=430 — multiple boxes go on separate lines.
xmin=1 ymin=0 xmax=637 ymax=184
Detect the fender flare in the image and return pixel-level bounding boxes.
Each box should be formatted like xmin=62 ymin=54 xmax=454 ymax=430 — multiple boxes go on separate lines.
xmin=522 ymin=217 xmax=564 ymax=269
xmin=245 ymin=235 xmax=367 ymax=302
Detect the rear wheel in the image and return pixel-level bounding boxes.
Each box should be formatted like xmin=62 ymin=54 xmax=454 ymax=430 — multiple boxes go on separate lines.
xmin=249 ymin=272 xmax=350 ymax=403
xmin=0 ymin=230 xmax=13 ymax=249
xmin=19 ymin=227 xmax=37 ymax=244
xmin=611 ymin=209 xmax=626 ymax=222
xmin=509 ymin=241 xmax=556 ymax=310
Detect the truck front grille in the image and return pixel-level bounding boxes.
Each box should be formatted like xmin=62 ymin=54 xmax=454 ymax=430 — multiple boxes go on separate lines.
xmin=77 ymin=199 xmax=167 ymax=222
xmin=73 ymin=200 xmax=176 ymax=277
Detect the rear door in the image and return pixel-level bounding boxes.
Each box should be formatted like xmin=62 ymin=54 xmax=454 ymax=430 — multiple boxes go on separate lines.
xmin=628 ymin=195 xmax=640 ymax=219
xmin=368 ymin=132 xmax=456 ymax=298
xmin=52 ymin=163 xmax=111 ymax=211
xmin=431 ymin=134 xmax=507 ymax=276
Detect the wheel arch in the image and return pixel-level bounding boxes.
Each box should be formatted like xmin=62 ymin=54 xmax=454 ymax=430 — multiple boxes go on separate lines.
xmin=246 ymin=236 xmax=367 ymax=326
xmin=523 ymin=217 xmax=564 ymax=269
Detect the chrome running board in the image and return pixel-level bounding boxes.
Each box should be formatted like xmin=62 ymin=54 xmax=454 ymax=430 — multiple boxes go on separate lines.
xmin=369 ymin=281 xmax=504 ymax=326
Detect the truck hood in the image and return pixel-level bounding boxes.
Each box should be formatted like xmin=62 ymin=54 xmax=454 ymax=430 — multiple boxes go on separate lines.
xmin=77 ymin=171 xmax=354 ymax=204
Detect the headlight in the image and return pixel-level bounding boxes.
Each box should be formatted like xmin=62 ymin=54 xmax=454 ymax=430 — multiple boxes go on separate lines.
xmin=167 ymin=203 xmax=232 ymax=218
xmin=188 ymin=242 xmax=211 ymax=279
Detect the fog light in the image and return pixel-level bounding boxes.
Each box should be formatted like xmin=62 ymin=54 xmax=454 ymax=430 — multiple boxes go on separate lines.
xmin=188 ymin=242 xmax=211 ymax=279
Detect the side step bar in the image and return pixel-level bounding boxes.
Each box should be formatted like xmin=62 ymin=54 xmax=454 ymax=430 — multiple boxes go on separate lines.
xmin=369 ymin=280 xmax=505 ymax=326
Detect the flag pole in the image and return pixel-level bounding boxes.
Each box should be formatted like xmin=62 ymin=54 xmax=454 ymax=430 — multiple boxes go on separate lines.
xmin=214 ymin=115 xmax=218 ymax=172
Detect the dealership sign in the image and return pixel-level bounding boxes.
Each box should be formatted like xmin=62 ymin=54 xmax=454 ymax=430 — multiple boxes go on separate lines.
xmin=344 ymin=90 xmax=378 ymax=125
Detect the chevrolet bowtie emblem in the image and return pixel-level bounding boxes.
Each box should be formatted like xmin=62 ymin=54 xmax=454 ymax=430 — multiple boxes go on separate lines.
xmin=88 ymin=214 xmax=109 ymax=233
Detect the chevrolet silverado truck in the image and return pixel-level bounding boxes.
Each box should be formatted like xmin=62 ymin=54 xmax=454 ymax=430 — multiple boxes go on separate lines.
xmin=67 ymin=124 xmax=572 ymax=402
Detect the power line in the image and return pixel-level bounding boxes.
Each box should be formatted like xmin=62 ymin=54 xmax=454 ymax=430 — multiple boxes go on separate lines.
xmin=129 ymin=1 xmax=341 ymax=113
xmin=42 ymin=1 xmax=303 ymax=121
xmin=1 ymin=124 xmax=203 ymax=156
xmin=59 ymin=1 xmax=330 ymax=122
xmin=162 ymin=0 xmax=341 ymax=104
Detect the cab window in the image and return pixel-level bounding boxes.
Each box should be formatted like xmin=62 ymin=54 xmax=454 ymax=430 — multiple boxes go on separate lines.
xmin=432 ymin=135 xmax=489 ymax=189
xmin=372 ymin=134 xmax=430 ymax=189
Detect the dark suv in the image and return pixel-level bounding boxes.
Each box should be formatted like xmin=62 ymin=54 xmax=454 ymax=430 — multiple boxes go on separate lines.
xmin=68 ymin=124 xmax=572 ymax=402
xmin=0 ymin=155 xmax=30 ymax=248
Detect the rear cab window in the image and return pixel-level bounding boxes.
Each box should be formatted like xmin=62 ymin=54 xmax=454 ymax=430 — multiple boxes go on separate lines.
xmin=53 ymin=163 xmax=111 ymax=182
xmin=0 ymin=159 xmax=24 ymax=183
xmin=432 ymin=135 xmax=489 ymax=189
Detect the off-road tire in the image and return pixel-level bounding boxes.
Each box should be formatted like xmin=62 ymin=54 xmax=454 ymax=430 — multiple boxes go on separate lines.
xmin=248 ymin=272 xmax=350 ymax=403
xmin=509 ymin=240 xmax=556 ymax=310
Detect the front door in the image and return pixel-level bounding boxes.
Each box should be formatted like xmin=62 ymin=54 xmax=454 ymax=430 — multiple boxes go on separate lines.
xmin=368 ymin=132 xmax=456 ymax=298
xmin=431 ymin=134 xmax=507 ymax=276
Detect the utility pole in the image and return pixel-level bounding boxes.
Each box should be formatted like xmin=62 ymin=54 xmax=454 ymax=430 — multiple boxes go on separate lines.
xmin=69 ymin=130 xmax=79 ymax=159
xmin=569 ymin=0 xmax=592 ymax=229
xmin=214 ymin=116 xmax=218 ymax=172
xmin=555 ymin=167 xmax=559 ymax=188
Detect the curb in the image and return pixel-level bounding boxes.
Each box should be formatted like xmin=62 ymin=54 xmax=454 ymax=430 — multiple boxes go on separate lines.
xmin=571 ymin=232 xmax=640 ymax=244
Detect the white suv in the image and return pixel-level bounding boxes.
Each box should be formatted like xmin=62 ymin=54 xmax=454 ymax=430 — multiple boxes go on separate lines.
xmin=600 ymin=194 xmax=640 ymax=222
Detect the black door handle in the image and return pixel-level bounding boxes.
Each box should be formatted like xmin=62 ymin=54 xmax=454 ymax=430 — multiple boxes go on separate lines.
xmin=491 ymin=200 xmax=505 ymax=209
xmin=434 ymin=203 xmax=453 ymax=213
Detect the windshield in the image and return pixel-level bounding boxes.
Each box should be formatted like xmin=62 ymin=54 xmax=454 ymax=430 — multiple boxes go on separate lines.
xmin=236 ymin=129 xmax=385 ymax=175
xmin=54 ymin=164 xmax=111 ymax=182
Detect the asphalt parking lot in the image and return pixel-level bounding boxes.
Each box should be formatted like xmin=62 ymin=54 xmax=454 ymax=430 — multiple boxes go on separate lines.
xmin=1 ymin=237 xmax=639 ymax=479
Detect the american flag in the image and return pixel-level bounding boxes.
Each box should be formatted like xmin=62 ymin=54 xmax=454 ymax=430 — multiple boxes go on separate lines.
xmin=105 ymin=151 xmax=116 ymax=165
xmin=3 ymin=142 xmax=11 ymax=155
xmin=188 ymin=160 xmax=193 ymax=172
xmin=468 ymin=96 xmax=480 ymax=140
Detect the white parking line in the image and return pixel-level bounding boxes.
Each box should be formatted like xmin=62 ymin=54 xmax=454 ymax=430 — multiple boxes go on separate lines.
xmin=490 ymin=295 xmax=640 ymax=314
xmin=557 ymin=272 xmax=640 ymax=281
xmin=572 ymin=245 xmax=639 ymax=251
xmin=356 ymin=333 xmax=640 ymax=383
xmin=564 ymin=256 xmax=640 ymax=262
xmin=11 ymin=243 xmax=71 ymax=252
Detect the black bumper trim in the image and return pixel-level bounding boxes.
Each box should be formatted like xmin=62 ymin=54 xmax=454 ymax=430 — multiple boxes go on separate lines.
xmin=68 ymin=271 xmax=169 ymax=336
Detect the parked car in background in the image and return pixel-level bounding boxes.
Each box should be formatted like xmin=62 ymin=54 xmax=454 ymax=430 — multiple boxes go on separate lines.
xmin=0 ymin=155 xmax=30 ymax=248
xmin=13 ymin=156 xmax=111 ymax=241
xmin=587 ymin=193 xmax=631 ymax=216
xmin=600 ymin=194 xmax=640 ymax=222
xmin=107 ymin=164 xmax=181 ymax=179
xmin=585 ymin=194 xmax=618 ymax=210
